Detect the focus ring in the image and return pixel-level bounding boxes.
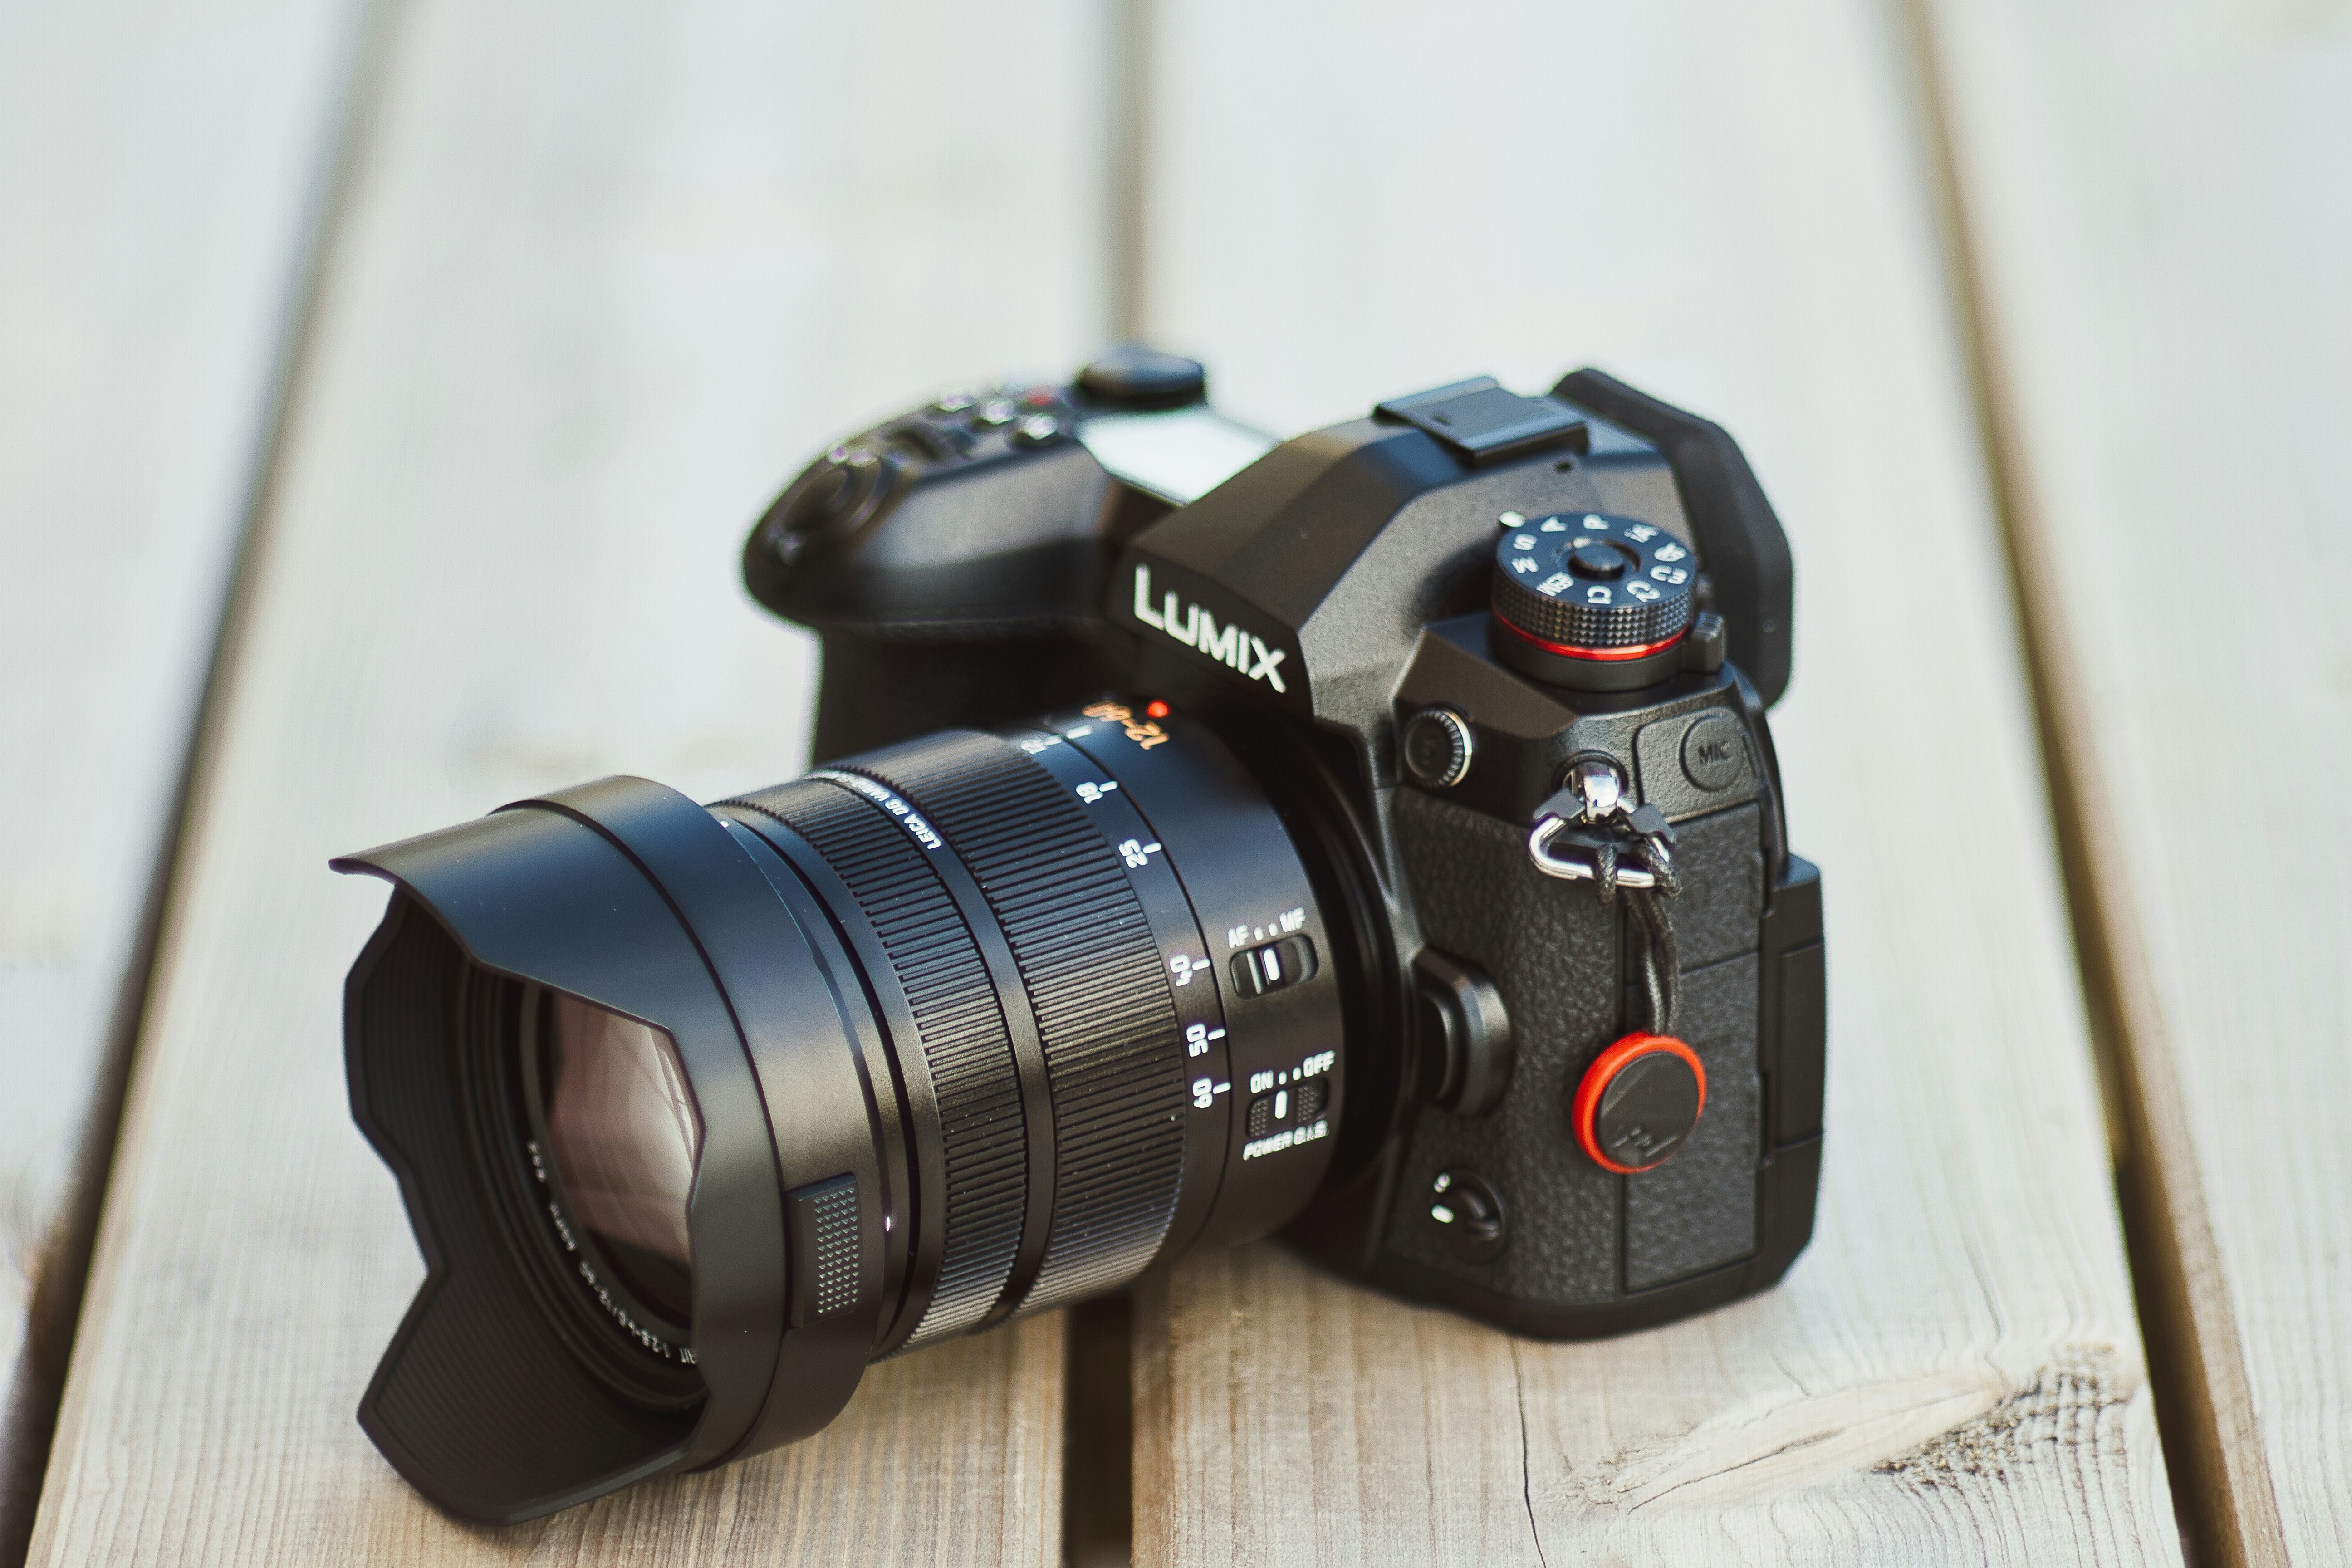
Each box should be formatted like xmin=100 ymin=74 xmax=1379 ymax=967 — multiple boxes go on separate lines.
xmin=853 ymin=733 xmax=1186 ymax=1318
xmin=728 ymin=779 xmax=1027 ymax=1348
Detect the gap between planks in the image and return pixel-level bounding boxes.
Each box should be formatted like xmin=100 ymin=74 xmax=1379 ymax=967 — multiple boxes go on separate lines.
xmin=1899 ymin=3 xmax=2296 ymax=1564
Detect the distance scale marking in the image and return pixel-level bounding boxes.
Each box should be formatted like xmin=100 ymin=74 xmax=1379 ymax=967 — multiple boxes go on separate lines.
xmin=1009 ymin=725 xmax=1237 ymax=1219
xmin=1034 ymin=708 xmax=1343 ymax=1256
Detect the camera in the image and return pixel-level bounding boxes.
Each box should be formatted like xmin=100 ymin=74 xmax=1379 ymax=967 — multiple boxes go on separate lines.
xmin=334 ymin=348 xmax=1825 ymax=1522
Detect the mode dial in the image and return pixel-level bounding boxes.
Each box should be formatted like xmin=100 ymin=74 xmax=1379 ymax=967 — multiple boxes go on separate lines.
xmin=1490 ymin=512 xmax=1696 ymax=690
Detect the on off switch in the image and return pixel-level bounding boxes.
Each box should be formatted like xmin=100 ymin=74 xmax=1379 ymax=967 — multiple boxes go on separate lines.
xmin=1230 ymin=935 xmax=1317 ymax=998
xmin=1245 ymin=1075 xmax=1328 ymax=1138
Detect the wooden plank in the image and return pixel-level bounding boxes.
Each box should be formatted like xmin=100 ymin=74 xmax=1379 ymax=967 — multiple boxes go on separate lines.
xmin=1132 ymin=3 xmax=2183 ymax=1562
xmin=24 ymin=0 xmax=1115 ymax=1561
xmin=0 ymin=0 xmax=369 ymax=1541
xmin=1916 ymin=3 xmax=2352 ymax=1563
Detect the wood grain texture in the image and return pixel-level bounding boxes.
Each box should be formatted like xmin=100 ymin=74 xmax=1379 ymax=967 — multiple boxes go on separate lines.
xmin=1919 ymin=1 xmax=2352 ymax=1561
xmin=0 ymin=0 xmax=366 ymax=1507
xmin=24 ymin=0 xmax=1113 ymax=1561
xmin=1131 ymin=1 xmax=2182 ymax=1562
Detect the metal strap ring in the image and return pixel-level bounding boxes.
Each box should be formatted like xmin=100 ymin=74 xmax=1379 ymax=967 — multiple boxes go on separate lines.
xmin=1525 ymin=816 xmax=1659 ymax=887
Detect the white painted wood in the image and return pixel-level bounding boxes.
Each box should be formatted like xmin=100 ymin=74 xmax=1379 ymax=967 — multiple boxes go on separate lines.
xmin=24 ymin=0 xmax=1113 ymax=1560
xmin=1133 ymin=1 xmax=2181 ymax=1561
xmin=0 ymin=0 xmax=367 ymax=1490
xmin=1923 ymin=0 xmax=2352 ymax=1560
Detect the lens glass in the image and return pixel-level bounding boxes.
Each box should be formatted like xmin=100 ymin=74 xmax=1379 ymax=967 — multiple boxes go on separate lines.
xmin=539 ymin=993 xmax=703 ymax=1322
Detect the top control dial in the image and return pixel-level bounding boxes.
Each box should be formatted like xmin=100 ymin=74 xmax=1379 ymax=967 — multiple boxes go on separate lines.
xmin=1492 ymin=511 xmax=1696 ymax=655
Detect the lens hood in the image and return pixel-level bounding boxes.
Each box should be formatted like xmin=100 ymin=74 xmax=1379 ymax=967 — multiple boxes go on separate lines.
xmin=334 ymin=776 xmax=890 ymax=1523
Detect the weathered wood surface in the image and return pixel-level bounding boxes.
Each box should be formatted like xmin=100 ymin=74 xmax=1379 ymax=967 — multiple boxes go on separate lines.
xmin=23 ymin=0 xmax=1112 ymax=1561
xmin=1921 ymin=2 xmax=2352 ymax=1563
xmin=0 ymin=0 xmax=369 ymax=1537
xmin=1132 ymin=2 xmax=2182 ymax=1563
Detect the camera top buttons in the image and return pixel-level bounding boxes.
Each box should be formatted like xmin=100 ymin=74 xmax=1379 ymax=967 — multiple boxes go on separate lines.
xmin=976 ymin=397 xmax=1018 ymax=426
xmin=1013 ymin=412 xmax=1064 ymax=446
xmin=931 ymin=390 xmax=978 ymax=413
xmin=1571 ymin=1033 xmax=1706 ymax=1175
xmin=758 ymin=444 xmax=901 ymax=564
xmin=889 ymin=419 xmax=975 ymax=463
xmin=1078 ymin=347 xmax=1208 ymax=410
xmin=1401 ymin=707 xmax=1475 ymax=789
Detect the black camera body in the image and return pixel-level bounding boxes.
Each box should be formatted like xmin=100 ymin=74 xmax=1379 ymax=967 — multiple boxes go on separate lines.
xmin=748 ymin=353 xmax=1825 ymax=1338
xmin=332 ymin=352 xmax=1826 ymax=1522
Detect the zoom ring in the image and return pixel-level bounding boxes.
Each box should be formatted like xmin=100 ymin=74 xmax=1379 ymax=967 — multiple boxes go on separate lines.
xmin=853 ymin=732 xmax=1187 ymax=1319
xmin=728 ymin=778 xmax=1028 ymax=1348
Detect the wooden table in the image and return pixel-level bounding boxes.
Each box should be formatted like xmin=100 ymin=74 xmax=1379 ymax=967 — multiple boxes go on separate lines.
xmin=4 ymin=0 xmax=2342 ymax=1563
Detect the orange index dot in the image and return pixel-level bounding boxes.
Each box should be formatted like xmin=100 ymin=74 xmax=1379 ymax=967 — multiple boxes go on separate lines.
xmin=1145 ymin=700 xmax=1170 ymax=719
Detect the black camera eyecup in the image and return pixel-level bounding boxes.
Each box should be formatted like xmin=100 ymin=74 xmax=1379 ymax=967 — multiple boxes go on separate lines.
xmin=1550 ymin=368 xmax=1795 ymax=709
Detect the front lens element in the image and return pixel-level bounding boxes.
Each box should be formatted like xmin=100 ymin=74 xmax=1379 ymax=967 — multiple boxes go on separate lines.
xmin=540 ymin=993 xmax=703 ymax=1322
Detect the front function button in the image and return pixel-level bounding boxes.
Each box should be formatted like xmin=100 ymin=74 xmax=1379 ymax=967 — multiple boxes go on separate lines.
xmin=1428 ymin=1169 xmax=1507 ymax=1264
xmin=1401 ymin=707 xmax=1474 ymax=789
xmin=1013 ymin=413 xmax=1063 ymax=446
xmin=1571 ymin=1033 xmax=1706 ymax=1174
xmin=1230 ymin=935 xmax=1317 ymax=998
xmin=1413 ymin=949 xmax=1514 ymax=1116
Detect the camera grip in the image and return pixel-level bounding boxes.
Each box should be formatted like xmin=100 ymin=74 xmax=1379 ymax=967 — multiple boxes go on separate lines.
xmin=1358 ymin=789 xmax=1773 ymax=1333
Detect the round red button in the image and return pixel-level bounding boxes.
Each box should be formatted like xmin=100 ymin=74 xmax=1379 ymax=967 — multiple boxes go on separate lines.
xmin=1570 ymin=1033 xmax=1706 ymax=1174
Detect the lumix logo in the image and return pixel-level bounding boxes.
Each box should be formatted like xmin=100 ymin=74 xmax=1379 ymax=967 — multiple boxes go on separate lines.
xmin=1130 ymin=564 xmax=1289 ymax=692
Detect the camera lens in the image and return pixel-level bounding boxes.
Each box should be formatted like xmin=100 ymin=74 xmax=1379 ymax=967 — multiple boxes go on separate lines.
xmin=335 ymin=704 xmax=1346 ymax=1522
xmin=533 ymin=993 xmax=702 ymax=1323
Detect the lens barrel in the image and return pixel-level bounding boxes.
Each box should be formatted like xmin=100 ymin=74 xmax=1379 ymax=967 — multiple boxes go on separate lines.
xmin=336 ymin=704 xmax=1343 ymax=1522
